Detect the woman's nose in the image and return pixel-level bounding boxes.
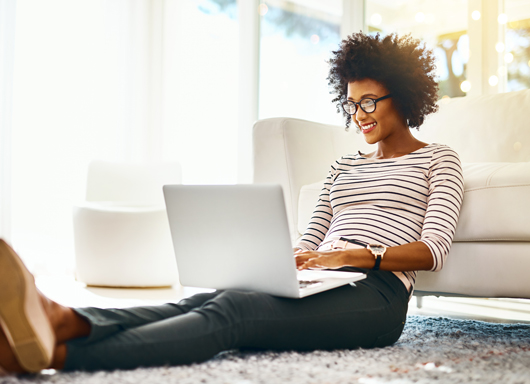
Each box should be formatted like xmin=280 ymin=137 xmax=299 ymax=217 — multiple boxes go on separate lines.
xmin=356 ymin=107 xmax=368 ymax=122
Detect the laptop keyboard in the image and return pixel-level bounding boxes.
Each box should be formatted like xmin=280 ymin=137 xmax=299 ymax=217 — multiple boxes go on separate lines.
xmin=298 ymin=280 xmax=323 ymax=289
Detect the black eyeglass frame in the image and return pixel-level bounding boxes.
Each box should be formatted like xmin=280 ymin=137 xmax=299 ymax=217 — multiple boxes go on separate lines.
xmin=341 ymin=94 xmax=392 ymax=116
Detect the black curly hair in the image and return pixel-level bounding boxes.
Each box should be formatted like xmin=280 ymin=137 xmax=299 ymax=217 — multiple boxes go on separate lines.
xmin=327 ymin=33 xmax=439 ymax=130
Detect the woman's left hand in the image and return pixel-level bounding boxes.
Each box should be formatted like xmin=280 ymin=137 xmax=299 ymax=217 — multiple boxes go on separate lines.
xmin=295 ymin=250 xmax=349 ymax=270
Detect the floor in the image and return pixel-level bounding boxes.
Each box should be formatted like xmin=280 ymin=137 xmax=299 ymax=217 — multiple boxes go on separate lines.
xmin=35 ymin=274 xmax=530 ymax=324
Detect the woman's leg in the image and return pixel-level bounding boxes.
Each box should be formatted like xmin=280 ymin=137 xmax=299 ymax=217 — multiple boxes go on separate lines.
xmin=48 ymin=291 xmax=222 ymax=369
xmin=1 ymin=289 xmax=222 ymax=372
xmin=66 ymin=292 xmax=223 ymax=344
xmin=63 ymin=271 xmax=408 ymax=371
xmin=0 ymin=238 xmax=221 ymax=373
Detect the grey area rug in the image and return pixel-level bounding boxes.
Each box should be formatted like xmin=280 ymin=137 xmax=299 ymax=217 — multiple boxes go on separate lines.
xmin=2 ymin=316 xmax=530 ymax=384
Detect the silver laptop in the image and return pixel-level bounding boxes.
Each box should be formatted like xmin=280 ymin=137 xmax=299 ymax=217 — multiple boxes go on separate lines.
xmin=162 ymin=184 xmax=365 ymax=298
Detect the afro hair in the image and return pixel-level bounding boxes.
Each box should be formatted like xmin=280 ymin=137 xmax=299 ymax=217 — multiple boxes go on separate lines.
xmin=327 ymin=33 xmax=439 ymax=130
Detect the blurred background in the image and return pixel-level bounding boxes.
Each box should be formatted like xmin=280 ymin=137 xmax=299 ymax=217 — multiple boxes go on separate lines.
xmin=0 ymin=0 xmax=529 ymax=274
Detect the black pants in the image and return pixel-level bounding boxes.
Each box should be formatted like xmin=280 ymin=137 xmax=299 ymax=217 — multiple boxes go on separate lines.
xmin=64 ymin=271 xmax=409 ymax=371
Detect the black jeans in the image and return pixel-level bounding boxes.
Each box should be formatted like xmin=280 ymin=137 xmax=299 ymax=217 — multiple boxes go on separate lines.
xmin=64 ymin=271 xmax=409 ymax=371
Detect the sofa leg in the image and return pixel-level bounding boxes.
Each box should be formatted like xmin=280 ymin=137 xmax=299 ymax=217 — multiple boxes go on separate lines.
xmin=416 ymin=296 xmax=423 ymax=309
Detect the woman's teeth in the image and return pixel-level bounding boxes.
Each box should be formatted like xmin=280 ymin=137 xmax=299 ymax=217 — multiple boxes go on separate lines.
xmin=361 ymin=122 xmax=377 ymax=133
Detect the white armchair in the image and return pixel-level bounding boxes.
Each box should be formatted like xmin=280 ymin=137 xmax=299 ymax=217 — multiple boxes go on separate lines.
xmin=73 ymin=161 xmax=181 ymax=287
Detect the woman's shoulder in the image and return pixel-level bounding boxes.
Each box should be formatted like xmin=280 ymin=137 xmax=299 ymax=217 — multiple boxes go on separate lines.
xmin=427 ymin=143 xmax=461 ymax=161
xmin=426 ymin=143 xmax=463 ymax=178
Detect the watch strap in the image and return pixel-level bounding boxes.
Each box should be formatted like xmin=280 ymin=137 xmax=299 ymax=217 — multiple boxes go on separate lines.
xmin=372 ymin=255 xmax=382 ymax=270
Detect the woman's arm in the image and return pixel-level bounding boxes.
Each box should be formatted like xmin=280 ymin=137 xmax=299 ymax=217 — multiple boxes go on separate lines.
xmin=296 ymin=241 xmax=433 ymax=271
xmin=417 ymin=146 xmax=464 ymax=271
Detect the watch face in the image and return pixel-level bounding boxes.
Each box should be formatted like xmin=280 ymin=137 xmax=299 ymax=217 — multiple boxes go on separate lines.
xmin=369 ymin=245 xmax=385 ymax=253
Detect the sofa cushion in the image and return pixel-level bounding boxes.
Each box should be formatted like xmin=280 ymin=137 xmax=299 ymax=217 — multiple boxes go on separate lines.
xmin=297 ymin=162 xmax=530 ymax=242
xmin=455 ymin=162 xmax=530 ymax=241
xmin=415 ymin=89 xmax=530 ymax=163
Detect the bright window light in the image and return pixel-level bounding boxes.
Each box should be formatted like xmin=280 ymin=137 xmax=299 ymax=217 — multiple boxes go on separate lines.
xmin=460 ymin=80 xmax=471 ymax=92
xmin=495 ymin=42 xmax=505 ymax=53
xmin=498 ymin=13 xmax=508 ymax=24
xmin=370 ymin=13 xmax=382 ymax=26
xmin=415 ymin=12 xmax=425 ymax=23
xmin=258 ymin=3 xmax=268 ymax=16
xmin=488 ymin=75 xmax=499 ymax=86
xmin=440 ymin=95 xmax=451 ymax=104
xmin=425 ymin=13 xmax=435 ymax=24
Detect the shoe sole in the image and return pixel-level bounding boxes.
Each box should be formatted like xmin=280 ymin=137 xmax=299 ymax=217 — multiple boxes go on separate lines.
xmin=0 ymin=240 xmax=55 ymax=372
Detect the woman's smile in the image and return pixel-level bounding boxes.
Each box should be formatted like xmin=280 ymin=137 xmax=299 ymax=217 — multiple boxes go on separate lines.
xmin=360 ymin=121 xmax=377 ymax=134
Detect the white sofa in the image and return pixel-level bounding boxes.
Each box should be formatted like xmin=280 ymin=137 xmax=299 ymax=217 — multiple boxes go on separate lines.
xmin=253 ymin=89 xmax=530 ymax=299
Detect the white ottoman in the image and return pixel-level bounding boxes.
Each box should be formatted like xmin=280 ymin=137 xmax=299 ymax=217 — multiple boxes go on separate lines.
xmin=73 ymin=161 xmax=181 ymax=288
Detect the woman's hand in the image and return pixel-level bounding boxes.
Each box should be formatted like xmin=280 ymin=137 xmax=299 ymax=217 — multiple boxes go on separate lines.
xmin=294 ymin=249 xmax=349 ymax=270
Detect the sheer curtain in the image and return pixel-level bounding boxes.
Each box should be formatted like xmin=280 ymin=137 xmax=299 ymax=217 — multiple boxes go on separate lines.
xmin=0 ymin=0 xmax=16 ymax=243
xmin=10 ymin=0 xmax=165 ymax=272
xmin=161 ymin=0 xmax=239 ymax=185
xmin=8 ymin=0 xmax=240 ymax=273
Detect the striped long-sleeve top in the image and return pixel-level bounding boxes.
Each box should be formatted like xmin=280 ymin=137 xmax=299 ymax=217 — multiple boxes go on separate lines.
xmin=295 ymin=143 xmax=464 ymax=293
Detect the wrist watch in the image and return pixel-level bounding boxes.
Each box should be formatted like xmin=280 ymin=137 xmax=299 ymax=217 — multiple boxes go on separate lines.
xmin=366 ymin=244 xmax=387 ymax=270
xmin=337 ymin=237 xmax=387 ymax=271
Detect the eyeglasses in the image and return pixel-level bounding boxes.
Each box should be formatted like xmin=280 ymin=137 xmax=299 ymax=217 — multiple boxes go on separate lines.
xmin=341 ymin=94 xmax=392 ymax=116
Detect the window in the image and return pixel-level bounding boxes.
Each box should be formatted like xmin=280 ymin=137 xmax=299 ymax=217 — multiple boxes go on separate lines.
xmin=505 ymin=0 xmax=530 ymax=91
xmin=258 ymin=0 xmax=343 ymax=125
xmin=365 ymin=0 xmax=469 ymax=98
xmin=163 ymin=0 xmax=239 ymax=184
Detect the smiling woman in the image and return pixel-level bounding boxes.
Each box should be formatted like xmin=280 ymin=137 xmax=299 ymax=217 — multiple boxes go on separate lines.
xmin=296 ymin=32 xmax=463 ymax=295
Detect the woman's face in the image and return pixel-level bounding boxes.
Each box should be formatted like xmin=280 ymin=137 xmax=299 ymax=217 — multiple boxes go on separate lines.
xmin=347 ymin=79 xmax=406 ymax=145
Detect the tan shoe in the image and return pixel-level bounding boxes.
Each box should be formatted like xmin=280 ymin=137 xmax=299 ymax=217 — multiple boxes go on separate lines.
xmin=0 ymin=240 xmax=55 ymax=373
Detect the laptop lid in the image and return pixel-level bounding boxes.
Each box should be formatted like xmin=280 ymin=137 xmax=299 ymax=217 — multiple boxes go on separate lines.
xmin=163 ymin=184 xmax=300 ymax=297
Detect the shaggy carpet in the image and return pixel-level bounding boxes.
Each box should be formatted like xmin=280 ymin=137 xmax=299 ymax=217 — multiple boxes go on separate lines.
xmin=1 ymin=315 xmax=530 ymax=384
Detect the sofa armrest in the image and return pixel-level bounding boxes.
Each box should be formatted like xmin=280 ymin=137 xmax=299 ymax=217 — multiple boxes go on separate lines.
xmin=253 ymin=117 xmax=368 ymax=243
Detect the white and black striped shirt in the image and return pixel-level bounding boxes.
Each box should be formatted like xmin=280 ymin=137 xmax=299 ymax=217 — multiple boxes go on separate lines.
xmin=296 ymin=143 xmax=464 ymax=292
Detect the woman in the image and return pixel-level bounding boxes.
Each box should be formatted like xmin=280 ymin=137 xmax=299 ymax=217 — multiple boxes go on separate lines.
xmin=0 ymin=33 xmax=464 ymax=374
